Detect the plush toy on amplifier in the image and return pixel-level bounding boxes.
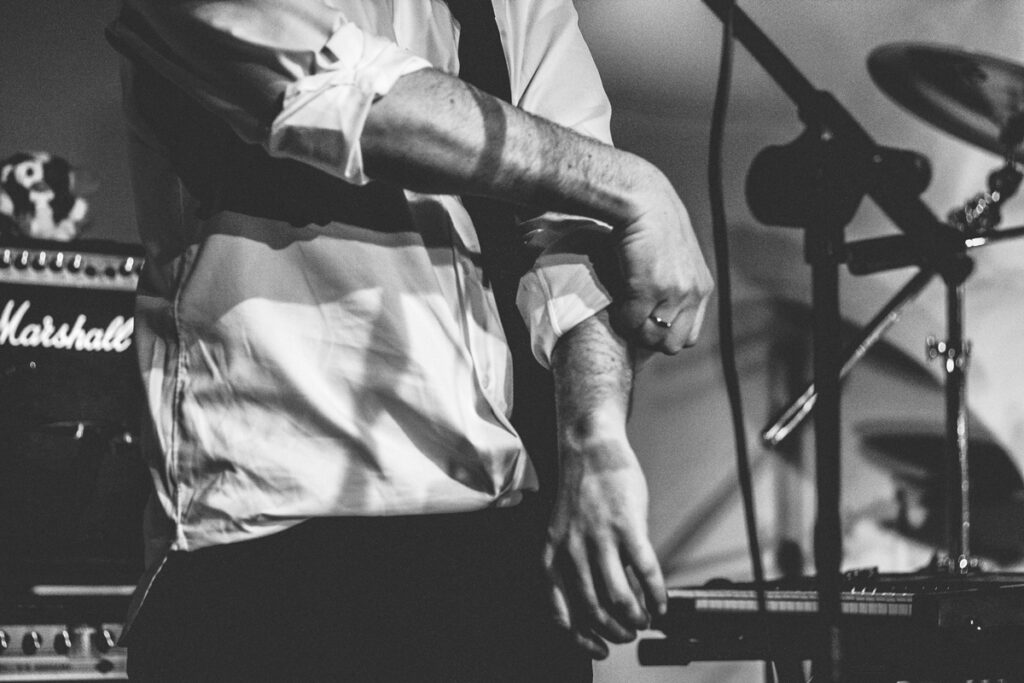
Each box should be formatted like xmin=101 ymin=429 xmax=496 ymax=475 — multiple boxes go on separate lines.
xmin=0 ymin=151 xmax=91 ymax=241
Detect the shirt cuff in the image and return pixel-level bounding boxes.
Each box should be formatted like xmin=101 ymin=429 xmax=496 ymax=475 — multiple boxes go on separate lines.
xmin=267 ymin=23 xmax=431 ymax=185
xmin=517 ymin=251 xmax=613 ymax=370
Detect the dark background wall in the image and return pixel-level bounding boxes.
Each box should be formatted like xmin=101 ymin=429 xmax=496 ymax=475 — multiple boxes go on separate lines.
xmin=1 ymin=0 xmax=134 ymax=242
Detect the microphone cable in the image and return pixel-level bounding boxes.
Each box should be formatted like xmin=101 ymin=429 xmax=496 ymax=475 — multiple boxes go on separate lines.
xmin=705 ymin=1 xmax=774 ymax=681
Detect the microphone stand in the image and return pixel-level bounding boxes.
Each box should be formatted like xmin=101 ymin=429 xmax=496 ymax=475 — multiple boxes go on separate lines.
xmin=697 ymin=2 xmax=973 ymax=680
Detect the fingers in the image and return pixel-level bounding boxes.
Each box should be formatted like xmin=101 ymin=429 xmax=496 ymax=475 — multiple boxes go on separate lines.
xmin=610 ymin=298 xmax=678 ymax=354
xmin=544 ymin=537 xmax=664 ymax=660
xmin=559 ymin=539 xmax=637 ymax=643
xmin=623 ymin=536 xmax=668 ymax=619
xmin=593 ymin=543 xmax=649 ymax=630
xmin=624 ymin=566 xmax=647 ymax=622
xmin=546 ymin=566 xmax=609 ymax=659
xmin=610 ymin=298 xmax=655 ymax=341
xmin=611 ymin=290 xmax=712 ymax=355
xmin=647 ymin=303 xmax=697 ymax=355
xmin=681 ymin=294 xmax=710 ymax=347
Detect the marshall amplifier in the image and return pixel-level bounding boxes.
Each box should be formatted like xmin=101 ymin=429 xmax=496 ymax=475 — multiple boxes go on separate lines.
xmin=0 ymin=239 xmax=148 ymax=680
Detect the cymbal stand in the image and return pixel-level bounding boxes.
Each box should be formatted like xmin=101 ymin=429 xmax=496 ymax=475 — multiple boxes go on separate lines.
xmin=933 ymin=161 xmax=1022 ymax=573
xmin=929 ymin=262 xmax=975 ymax=572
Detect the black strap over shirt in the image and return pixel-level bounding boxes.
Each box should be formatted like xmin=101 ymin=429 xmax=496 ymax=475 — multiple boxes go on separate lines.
xmin=444 ymin=0 xmax=562 ymax=511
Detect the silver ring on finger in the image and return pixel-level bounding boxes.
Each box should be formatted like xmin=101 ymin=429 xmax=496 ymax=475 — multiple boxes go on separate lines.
xmin=649 ymin=313 xmax=673 ymax=329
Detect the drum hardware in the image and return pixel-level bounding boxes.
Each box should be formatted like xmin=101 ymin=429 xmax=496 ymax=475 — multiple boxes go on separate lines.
xmin=947 ymin=163 xmax=1023 ymax=234
xmin=862 ymin=46 xmax=1024 ymax=573
xmin=698 ymin=1 xmax=975 ymax=678
xmin=665 ymin=4 xmax=1024 ymax=681
xmin=760 ymin=204 xmax=1024 ymax=575
xmin=762 ymin=181 xmax=1024 ymax=449
xmin=762 ymin=44 xmax=1024 ymax=574
xmin=760 ymin=223 xmax=1024 ymax=445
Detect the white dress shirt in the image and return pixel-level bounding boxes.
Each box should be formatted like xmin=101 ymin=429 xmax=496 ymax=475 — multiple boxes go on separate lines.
xmin=109 ymin=0 xmax=615 ymax=554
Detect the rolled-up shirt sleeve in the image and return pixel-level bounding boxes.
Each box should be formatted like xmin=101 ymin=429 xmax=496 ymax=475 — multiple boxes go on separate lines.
xmin=516 ymin=230 xmax=614 ymax=369
xmin=268 ymin=23 xmax=431 ymax=184
xmin=109 ymin=0 xmax=431 ymax=185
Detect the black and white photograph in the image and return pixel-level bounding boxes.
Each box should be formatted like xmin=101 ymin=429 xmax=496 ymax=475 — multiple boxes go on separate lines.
xmin=2 ymin=2 xmax=1023 ymax=681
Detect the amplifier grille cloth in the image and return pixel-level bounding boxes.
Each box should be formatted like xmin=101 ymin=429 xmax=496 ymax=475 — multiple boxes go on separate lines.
xmin=0 ymin=251 xmax=148 ymax=591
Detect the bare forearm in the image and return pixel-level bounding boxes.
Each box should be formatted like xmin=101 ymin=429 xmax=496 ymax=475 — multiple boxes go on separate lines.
xmin=362 ymin=68 xmax=660 ymax=228
xmin=550 ymin=310 xmax=632 ymax=452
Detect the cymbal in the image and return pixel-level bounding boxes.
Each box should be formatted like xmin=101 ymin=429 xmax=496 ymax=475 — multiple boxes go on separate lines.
xmin=868 ymin=42 xmax=1024 ymax=157
xmin=858 ymin=421 xmax=1023 ymax=498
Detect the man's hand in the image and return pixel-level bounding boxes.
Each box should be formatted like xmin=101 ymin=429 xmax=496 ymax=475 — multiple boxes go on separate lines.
xmin=546 ymin=311 xmax=666 ymax=659
xmin=543 ymin=425 xmax=666 ymax=659
xmin=612 ymin=171 xmax=714 ymax=355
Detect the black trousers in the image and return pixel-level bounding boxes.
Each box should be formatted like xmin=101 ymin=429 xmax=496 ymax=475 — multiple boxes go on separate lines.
xmin=127 ymin=497 xmax=592 ymax=682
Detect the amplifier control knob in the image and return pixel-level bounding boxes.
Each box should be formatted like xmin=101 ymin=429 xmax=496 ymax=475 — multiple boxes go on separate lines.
xmin=15 ymin=251 xmax=30 ymax=269
xmin=0 ymin=630 xmax=8 ymax=652
xmin=22 ymin=631 xmax=42 ymax=655
xmin=54 ymin=629 xmax=72 ymax=655
xmin=33 ymin=251 xmax=48 ymax=270
xmin=68 ymin=254 xmax=83 ymax=272
xmin=51 ymin=251 xmax=65 ymax=271
xmin=93 ymin=628 xmax=115 ymax=653
xmin=0 ymin=249 xmax=12 ymax=268
xmin=121 ymin=257 xmax=138 ymax=275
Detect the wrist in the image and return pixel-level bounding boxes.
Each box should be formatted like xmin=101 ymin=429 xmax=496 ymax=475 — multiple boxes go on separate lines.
xmin=610 ymin=157 xmax=671 ymax=228
xmin=532 ymin=131 xmax=665 ymax=230
xmin=558 ymin=405 xmax=629 ymax=458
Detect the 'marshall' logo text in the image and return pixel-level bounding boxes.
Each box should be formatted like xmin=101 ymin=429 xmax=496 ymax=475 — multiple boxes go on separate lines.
xmin=0 ymin=300 xmax=133 ymax=352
